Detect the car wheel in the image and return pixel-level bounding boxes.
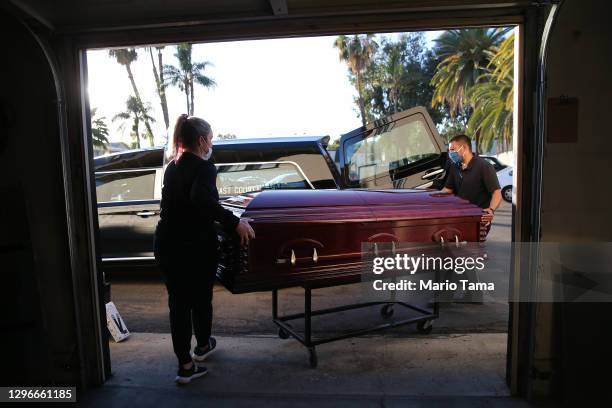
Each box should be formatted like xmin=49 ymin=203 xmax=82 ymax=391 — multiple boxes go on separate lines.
xmin=502 ymin=186 xmax=512 ymax=203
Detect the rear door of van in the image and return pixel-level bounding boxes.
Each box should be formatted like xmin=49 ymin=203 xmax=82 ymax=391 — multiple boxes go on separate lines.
xmin=337 ymin=107 xmax=447 ymax=190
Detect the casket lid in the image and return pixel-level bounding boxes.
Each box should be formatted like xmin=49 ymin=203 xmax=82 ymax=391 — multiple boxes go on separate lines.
xmin=241 ymin=189 xmax=476 ymax=210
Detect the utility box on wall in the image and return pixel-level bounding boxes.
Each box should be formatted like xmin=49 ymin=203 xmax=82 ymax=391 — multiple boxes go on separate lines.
xmin=547 ymin=97 xmax=578 ymax=143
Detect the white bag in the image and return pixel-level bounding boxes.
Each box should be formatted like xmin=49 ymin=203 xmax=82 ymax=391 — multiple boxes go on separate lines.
xmin=106 ymin=302 xmax=130 ymax=342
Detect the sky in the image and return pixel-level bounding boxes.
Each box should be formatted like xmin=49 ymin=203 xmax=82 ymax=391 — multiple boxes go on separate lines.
xmin=87 ymin=31 xmax=441 ymax=147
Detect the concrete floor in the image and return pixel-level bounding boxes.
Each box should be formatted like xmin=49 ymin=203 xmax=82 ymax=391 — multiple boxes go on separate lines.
xmin=77 ymin=332 xmax=542 ymax=407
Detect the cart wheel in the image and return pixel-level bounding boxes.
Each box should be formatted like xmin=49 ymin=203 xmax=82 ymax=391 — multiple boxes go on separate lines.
xmin=308 ymin=347 xmax=318 ymax=368
xmin=417 ymin=320 xmax=433 ymax=334
xmin=278 ymin=327 xmax=290 ymax=339
xmin=381 ymin=304 xmax=394 ymax=318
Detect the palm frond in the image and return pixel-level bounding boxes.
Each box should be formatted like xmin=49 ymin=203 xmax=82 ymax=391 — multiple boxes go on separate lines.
xmin=430 ymin=28 xmax=511 ymax=117
xmin=194 ymin=74 xmax=216 ymax=88
xmin=108 ymin=48 xmax=138 ymax=66
xmin=193 ymin=61 xmax=213 ymax=71
xmin=112 ymin=111 xmax=131 ymax=121
xmin=162 ymin=64 xmax=184 ymax=88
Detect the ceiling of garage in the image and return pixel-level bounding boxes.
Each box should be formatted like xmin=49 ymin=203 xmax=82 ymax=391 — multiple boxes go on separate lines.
xmin=10 ymin=0 xmax=531 ymax=34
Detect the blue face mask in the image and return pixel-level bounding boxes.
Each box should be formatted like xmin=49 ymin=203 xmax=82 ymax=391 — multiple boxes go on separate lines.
xmin=448 ymin=145 xmax=464 ymax=165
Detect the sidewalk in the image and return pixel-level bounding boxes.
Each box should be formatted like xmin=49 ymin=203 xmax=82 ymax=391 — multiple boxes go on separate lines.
xmin=77 ymin=332 xmax=537 ymax=407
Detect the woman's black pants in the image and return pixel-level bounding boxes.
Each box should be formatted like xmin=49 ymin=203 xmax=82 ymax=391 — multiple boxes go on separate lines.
xmin=155 ymin=249 xmax=217 ymax=365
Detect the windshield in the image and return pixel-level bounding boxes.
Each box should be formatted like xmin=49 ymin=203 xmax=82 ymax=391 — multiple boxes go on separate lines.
xmin=216 ymin=162 xmax=312 ymax=197
xmin=344 ymin=115 xmax=438 ymax=185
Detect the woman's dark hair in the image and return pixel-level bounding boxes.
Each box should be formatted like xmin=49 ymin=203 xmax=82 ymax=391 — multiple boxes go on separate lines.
xmin=171 ymin=114 xmax=211 ymax=160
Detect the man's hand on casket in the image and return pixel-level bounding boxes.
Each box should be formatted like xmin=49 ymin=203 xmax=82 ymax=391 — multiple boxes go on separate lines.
xmin=481 ymin=208 xmax=494 ymax=225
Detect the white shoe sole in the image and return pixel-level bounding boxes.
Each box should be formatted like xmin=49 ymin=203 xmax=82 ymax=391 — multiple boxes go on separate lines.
xmin=191 ymin=347 xmax=216 ymax=362
xmin=175 ymin=370 xmax=207 ymax=384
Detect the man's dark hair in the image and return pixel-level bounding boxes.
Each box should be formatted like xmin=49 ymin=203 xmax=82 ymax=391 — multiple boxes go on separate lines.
xmin=449 ymin=134 xmax=472 ymax=151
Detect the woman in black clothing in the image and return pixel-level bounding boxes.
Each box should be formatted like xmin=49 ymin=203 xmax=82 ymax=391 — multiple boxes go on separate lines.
xmin=154 ymin=114 xmax=255 ymax=384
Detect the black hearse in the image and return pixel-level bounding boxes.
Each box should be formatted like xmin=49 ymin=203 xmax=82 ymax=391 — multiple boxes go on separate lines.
xmin=95 ymin=106 xmax=447 ymax=265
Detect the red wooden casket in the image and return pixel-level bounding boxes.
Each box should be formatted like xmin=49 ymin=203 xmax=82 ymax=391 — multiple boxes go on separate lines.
xmin=216 ymin=189 xmax=486 ymax=294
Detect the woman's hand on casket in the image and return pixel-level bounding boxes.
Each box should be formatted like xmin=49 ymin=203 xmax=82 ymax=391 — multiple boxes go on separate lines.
xmin=236 ymin=219 xmax=256 ymax=246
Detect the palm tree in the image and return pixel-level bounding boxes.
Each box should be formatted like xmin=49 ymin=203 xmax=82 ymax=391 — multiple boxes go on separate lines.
xmin=148 ymin=46 xmax=170 ymax=132
xmin=113 ymin=96 xmax=156 ymax=149
xmin=430 ymin=28 xmax=510 ymax=117
xmin=362 ymin=33 xmax=443 ymax=123
xmin=334 ymin=34 xmax=378 ymax=126
xmin=108 ymin=48 xmax=155 ymax=142
xmin=379 ymin=36 xmax=410 ymax=114
xmin=163 ymin=43 xmax=216 ymax=115
xmin=467 ymin=34 xmax=514 ymax=153
xmin=91 ymin=108 xmax=110 ymax=150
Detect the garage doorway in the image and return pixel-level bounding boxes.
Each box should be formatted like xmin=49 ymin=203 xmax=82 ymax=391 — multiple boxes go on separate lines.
xmin=81 ymin=27 xmax=520 ymax=395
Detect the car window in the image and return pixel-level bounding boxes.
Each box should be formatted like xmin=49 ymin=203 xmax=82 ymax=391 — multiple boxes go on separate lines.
xmin=95 ymin=169 xmax=156 ymax=202
xmin=216 ymin=162 xmax=311 ymax=196
xmin=94 ymin=148 xmax=163 ymax=171
xmin=344 ymin=115 xmax=438 ymax=184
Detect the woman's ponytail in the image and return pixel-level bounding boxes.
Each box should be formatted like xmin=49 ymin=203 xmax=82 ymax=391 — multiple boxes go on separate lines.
xmin=170 ymin=114 xmax=212 ymax=162
xmin=171 ymin=114 xmax=189 ymax=161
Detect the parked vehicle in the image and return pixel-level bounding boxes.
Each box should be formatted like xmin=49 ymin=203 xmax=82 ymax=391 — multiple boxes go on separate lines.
xmin=94 ymin=137 xmax=336 ymax=264
xmin=480 ymin=156 xmax=513 ymax=203
xmin=262 ymin=172 xmax=310 ymax=190
xmin=94 ymin=106 xmax=449 ymax=266
xmin=480 ymin=155 xmax=508 ymax=172
xmin=496 ymin=166 xmax=513 ymax=203
xmin=336 ymin=107 xmax=447 ymax=190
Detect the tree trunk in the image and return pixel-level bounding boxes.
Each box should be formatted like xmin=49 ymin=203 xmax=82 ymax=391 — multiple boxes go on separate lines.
xmin=356 ymin=74 xmax=367 ymax=127
xmin=183 ymin=79 xmax=190 ymax=115
xmin=189 ymin=79 xmax=195 ymax=116
xmin=149 ymin=47 xmax=170 ymax=132
xmin=125 ymin=64 xmax=155 ymax=146
xmin=392 ymin=88 xmax=398 ymax=114
xmin=157 ymin=48 xmax=169 ymax=130
xmin=134 ymin=117 xmax=141 ymax=149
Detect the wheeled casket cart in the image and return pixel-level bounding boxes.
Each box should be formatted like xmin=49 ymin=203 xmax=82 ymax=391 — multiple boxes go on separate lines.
xmin=216 ymin=189 xmax=486 ymax=366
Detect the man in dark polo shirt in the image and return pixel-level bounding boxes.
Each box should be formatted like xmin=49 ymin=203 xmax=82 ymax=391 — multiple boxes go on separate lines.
xmin=441 ymin=134 xmax=502 ymax=304
xmin=442 ymin=134 xmax=502 ymax=228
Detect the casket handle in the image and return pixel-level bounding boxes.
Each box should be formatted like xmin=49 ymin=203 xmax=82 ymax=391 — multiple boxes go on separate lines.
xmin=280 ymin=246 xmax=321 ymax=266
xmin=374 ymin=243 xmax=379 ymax=256
xmin=455 ymin=234 xmax=467 ymax=247
xmin=440 ymin=236 xmax=445 ymax=246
